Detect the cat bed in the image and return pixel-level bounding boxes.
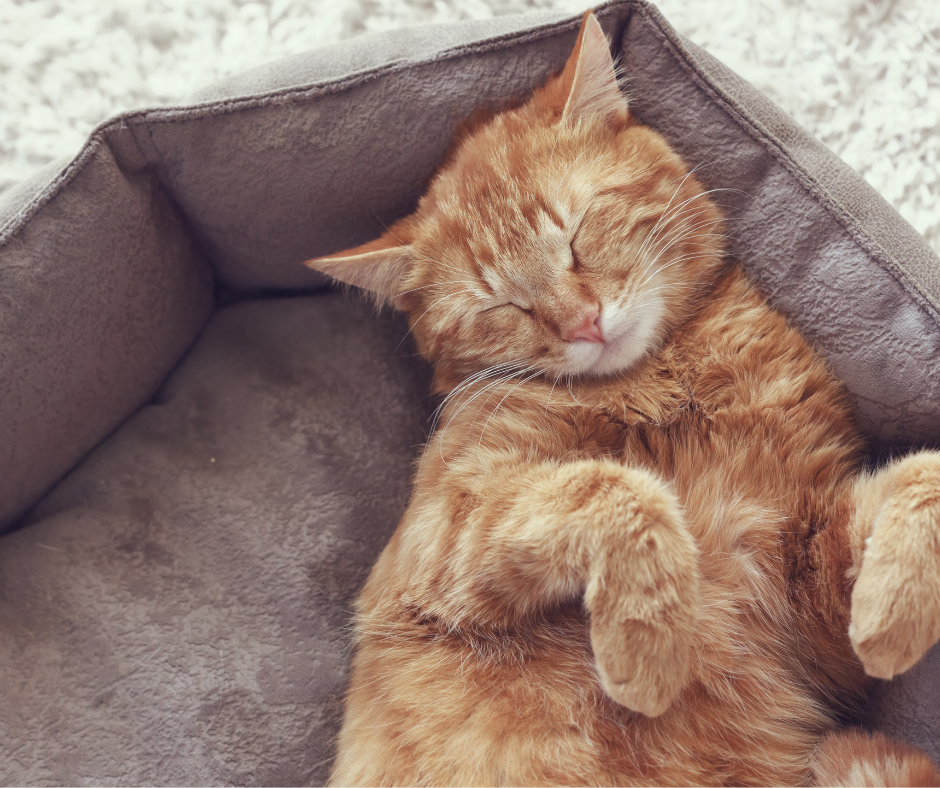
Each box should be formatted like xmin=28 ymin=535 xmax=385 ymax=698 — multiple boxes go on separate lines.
xmin=0 ymin=0 xmax=938 ymax=782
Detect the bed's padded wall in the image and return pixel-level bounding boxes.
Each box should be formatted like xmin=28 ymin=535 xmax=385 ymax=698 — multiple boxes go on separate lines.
xmin=619 ymin=8 xmax=940 ymax=446
xmin=0 ymin=141 xmax=213 ymax=530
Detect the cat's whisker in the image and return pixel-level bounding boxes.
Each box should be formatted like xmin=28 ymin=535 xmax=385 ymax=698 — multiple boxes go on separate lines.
xmin=430 ymin=359 xmax=531 ymax=437
xmin=639 ymin=250 xmax=726 ymax=289
xmin=370 ymin=209 xmax=467 ymax=276
xmin=635 ymin=195 xmax=718 ymax=264
xmin=545 ymin=372 xmax=562 ymax=410
xmin=638 ymin=224 xmax=728 ymax=281
xmin=475 ymin=367 xmax=546 ymax=454
xmin=438 ymin=364 xmax=535 ymax=461
xmin=632 ymin=161 xmax=716 ymax=263
xmin=635 ymin=187 xmax=737 ymax=267
xmin=636 ymin=219 xmax=724 ymax=279
xmin=637 ymin=215 xmax=726 ymax=276
xmin=434 ymin=360 xmax=529 ymax=416
xmin=565 ymin=374 xmax=585 ymax=406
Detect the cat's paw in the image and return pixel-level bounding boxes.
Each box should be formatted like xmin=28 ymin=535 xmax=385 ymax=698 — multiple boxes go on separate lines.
xmin=850 ymin=453 xmax=940 ymax=680
xmin=591 ymin=614 xmax=695 ymax=717
xmin=584 ymin=476 xmax=700 ymax=717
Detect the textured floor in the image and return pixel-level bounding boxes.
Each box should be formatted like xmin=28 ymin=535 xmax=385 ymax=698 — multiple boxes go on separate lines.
xmin=1 ymin=0 xmax=938 ymax=252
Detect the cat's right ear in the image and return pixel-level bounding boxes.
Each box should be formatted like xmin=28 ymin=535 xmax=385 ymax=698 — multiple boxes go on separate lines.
xmin=553 ymin=12 xmax=629 ymax=127
xmin=305 ymin=231 xmax=415 ymax=310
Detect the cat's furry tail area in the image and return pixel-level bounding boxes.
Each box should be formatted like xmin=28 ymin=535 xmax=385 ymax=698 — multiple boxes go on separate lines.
xmin=813 ymin=730 xmax=940 ymax=787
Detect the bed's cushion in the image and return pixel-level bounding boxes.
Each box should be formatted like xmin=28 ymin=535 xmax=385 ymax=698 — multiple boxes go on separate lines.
xmin=1 ymin=0 xmax=939 ymax=781
xmin=0 ymin=295 xmax=429 ymax=785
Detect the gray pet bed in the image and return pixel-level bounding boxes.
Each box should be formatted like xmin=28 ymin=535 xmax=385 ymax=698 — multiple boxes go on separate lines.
xmin=1 ymin=1 xmax=938 ymax=783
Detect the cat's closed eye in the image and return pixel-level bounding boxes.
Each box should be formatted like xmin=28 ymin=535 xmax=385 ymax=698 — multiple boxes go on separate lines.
xmin=571 ymin=248 xmax=584 ymax=271
xmin=482 ymin=302 xmax=531 ymax=315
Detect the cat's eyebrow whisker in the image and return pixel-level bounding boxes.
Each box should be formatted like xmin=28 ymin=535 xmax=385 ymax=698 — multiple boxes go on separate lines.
xmin=635 ymin=212 xmax=723 ymax=276
xmin=370 ymin=209 xmax=456 ymax=272
xmin=635 ymin=192 xmax=715 ymax=263
xmin=639 ymin=249 xmax=726 ymax=289
xmin=635 ymin=187 xmax=736 ymax=267
xmin=432 ymin=258 xmax=477 ymax=278
xmin=369 ymin=209 xmax=495 ymax=286
xmin=650 ymin=230 xmax=731 ymax=267
xmin=633 ymin=160 xmax=714 ymax=263
xmin=637 ymin=214 xmax=726 ymax=276
xmin=378 ymin=279 xmax=478 ymax=310
xmin=389 ymin=279 xmax=476 ymax=301
xmin=629 ymin=277 xmax=715 ymax=314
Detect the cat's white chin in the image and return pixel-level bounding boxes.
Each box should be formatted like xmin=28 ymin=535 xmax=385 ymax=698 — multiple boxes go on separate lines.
xmin=563 ymin=298 xmax=664 ymax=377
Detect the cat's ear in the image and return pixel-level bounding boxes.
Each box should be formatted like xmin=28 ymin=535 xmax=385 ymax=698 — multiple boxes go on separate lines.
xmin=305 ymin=231 xmax=415 ymax=309
xmin=558 ymin=12 xmax=628 ymax=126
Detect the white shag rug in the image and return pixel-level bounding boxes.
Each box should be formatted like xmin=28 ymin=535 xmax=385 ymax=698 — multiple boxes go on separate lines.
xmin=2 ymin=0 xmax=938 ymax=254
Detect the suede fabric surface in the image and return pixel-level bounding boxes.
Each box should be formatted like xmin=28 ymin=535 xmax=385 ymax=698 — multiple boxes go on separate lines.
xmin=1 ymin=0 xmax=939 ymax=782
xmin=0 ymin=295 xmax=429 ymax=785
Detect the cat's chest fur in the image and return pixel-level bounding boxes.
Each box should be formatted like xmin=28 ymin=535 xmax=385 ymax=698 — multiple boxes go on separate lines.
xmin=536 ymin=267 xmax=862 ymax=578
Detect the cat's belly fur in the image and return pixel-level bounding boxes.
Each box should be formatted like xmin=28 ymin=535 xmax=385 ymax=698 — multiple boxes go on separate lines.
xmin=330 ymin=271 xmax=869 ymax=786
xmin=335 ymin=453 xmax=865 ymax=786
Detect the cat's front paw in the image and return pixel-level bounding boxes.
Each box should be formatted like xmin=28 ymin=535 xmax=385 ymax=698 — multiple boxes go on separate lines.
xmin=584 ymin=476 xmax=700 ymax=717
xmin=591 ymin=613 xmax=695 ymax=717
xmin=850 ymin=453 xmax=940 ymax=680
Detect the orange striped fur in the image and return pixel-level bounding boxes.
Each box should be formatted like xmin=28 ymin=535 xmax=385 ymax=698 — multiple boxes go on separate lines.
xmin=307 ymin=12 xmax=940 ymax=785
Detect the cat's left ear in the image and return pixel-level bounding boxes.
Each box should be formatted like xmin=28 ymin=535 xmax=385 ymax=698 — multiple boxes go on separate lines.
xmin=305 ymin=231 xmax=415 ymax=309
xmin=558 ymin=12 xmax=629 ymax=126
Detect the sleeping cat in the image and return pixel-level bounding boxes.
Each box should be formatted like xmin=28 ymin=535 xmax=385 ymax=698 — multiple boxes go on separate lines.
xmin=306 ymin=12 xmax=940 ymax=786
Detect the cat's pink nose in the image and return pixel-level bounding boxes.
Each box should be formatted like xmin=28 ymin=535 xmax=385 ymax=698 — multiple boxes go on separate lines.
xmin=562 ymin=307 xmax=603 ymax=344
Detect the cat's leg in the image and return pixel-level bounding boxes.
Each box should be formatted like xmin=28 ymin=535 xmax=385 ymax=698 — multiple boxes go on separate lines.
xmin=848 ymin=451 xmax=940 ymax=679
xmin=400 ymin=457 xmax=701 ymax=717
xmin=812 ymin=729 xmax=940 ymax=787
xmin=576 ymin=463 xmax=701 ymax=716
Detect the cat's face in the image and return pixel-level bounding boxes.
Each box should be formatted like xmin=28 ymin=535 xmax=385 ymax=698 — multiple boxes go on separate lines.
xmin=308 ymin=13 xmax=725 ymax=384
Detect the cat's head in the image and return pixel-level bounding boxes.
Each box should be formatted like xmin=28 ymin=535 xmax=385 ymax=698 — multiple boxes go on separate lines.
xmin=307 ymin=12 xmax=725 ymax=386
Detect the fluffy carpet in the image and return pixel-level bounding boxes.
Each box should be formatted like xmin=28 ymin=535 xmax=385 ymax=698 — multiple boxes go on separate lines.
xmin=1 ymin=0 xmax=938 ymax=253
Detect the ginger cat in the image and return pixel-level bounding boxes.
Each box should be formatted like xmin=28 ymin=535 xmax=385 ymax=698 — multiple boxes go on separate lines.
xmin=307 ymin=13 xmax=940 ymax=786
